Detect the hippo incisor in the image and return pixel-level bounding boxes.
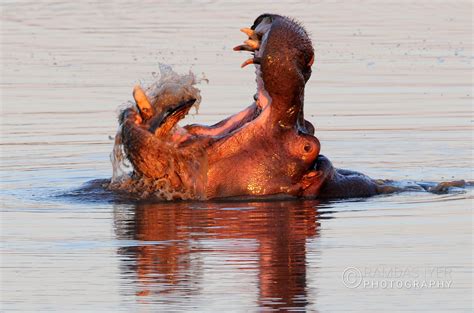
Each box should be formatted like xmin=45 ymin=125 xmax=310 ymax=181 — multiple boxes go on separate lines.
xmin=118 ymin=14 xmax=381 ymax=200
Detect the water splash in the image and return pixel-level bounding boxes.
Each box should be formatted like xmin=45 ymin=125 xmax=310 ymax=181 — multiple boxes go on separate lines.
xmin=144 ymin=63 xmax=207 ymax=115
xmin=108 ymin=64 xmax=208 ymax=200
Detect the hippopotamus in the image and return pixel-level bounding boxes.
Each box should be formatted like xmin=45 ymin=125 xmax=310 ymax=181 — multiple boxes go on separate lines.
xmin=117 ymin=13 xmax=384 ymax=200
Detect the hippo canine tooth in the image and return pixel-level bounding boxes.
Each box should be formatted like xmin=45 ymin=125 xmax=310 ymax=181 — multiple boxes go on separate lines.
xmin=240 ymin=57 xmax=261 ymax=68
xmin=133 ymin=85 xmax=153 ymax=120
xmin=233 ymin=44 xmax=255 ymax=52
xmin=244 ymin=39 xmax=260 ymax=50
xmin=240 ymin=27 xmax=255 ymax=37
xmin=241 ymin=27 xmax=263 ymax=40
xmin=240 ymin=58 xmax=254 ymax=68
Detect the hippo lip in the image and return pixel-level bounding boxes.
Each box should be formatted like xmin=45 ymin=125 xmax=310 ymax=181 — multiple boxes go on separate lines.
xmin=162 ymin=98 xmax=196 ymax=121
xmin=149 ymin=98 xmax=196 ymax=134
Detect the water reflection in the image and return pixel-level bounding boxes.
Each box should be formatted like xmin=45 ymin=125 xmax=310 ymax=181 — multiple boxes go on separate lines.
xmin=113 ymin=200 xmax=321 ymax=310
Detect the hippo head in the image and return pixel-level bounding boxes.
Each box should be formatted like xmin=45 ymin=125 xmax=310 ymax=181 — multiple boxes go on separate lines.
xmin=118 ymin=14 xmax=330 ymax=200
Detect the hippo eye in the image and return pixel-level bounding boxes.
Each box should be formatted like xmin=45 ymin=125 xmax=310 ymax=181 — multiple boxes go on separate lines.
xmin=304 ymin=143 xmax=312 ymax=152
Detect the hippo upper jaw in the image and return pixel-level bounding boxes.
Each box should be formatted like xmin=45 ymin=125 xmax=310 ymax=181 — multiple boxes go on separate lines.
xmin=236 ymin=14 xmax=315 ymax=132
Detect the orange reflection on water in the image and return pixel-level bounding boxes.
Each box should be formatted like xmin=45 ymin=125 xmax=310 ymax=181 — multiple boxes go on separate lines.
xmin=114 ymin=200 xmax=321 ymax=310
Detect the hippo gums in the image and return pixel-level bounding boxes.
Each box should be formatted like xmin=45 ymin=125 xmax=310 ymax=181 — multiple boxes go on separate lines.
xmin=116 ymin=13 xmax=384 ymax=200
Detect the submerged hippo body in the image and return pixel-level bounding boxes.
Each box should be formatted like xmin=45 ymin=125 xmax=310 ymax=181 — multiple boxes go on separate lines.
xmin=118 ymin=14 xmax=380 ymax=200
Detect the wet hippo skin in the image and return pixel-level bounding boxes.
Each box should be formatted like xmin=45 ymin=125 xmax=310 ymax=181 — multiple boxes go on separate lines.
xmin=119 ymin=14 xmax=380 ymax=200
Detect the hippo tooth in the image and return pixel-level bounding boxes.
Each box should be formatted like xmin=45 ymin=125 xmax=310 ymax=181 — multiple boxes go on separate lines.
xmin=240 ymin=27 xmax=262 ymax=40
xmin=240 ymin=58 xmax=254 ymax=68
xmin=244 ymin=39 xmax=260 ymax=50
xmin=240 ymin=27 xmax=254 ymax=37
xmin=132 ymin=85 xmax=153 ymax=120
xmin=240 ymin=57 xmax=261 ymax=68
xmin=233 ymin=44 xmax=255 ymax=52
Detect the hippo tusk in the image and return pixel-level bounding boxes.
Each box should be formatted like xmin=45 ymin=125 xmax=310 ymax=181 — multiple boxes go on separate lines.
xmin=240 ymin=27 xmax=255 ymax=37
xmin=133 ymin=85 xmax=154 ymax=120
xmin=241 ymin=57 xmax=261 ymax=68
xmin=240 ymin=27 xmax=262 ymax=40
xmin=244 ymin=39 xmax=260 ymax=50
xmin=233 ymin=44 xmax=256 ymax=52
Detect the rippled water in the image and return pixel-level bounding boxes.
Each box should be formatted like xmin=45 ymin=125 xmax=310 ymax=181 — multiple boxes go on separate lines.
xmin=1 ymin=0 xmax=472 ymax=312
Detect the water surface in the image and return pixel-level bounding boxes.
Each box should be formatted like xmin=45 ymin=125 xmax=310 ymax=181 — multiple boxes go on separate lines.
xmin=1 ymin=0 xmax=472 ymax=312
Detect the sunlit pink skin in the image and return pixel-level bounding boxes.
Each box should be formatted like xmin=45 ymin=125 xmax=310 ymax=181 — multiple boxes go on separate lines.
xmin=120 ymin=14 xmax=379 ymax=199
xmin=121 ymin=102 xmax=324 ymax=199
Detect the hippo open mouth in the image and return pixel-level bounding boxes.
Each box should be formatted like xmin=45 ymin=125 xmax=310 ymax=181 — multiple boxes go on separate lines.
xmin=114 ymin=14 xmax=380 ymax=200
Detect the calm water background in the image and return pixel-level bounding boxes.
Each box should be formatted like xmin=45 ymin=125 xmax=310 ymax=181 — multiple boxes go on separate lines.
xmin=1 ymin=0 xmax=472 ymax=312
